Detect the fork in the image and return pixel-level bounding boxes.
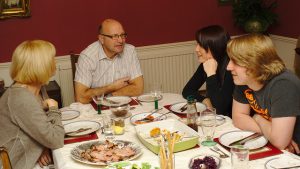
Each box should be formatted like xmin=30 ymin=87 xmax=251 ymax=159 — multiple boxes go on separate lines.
xmin=209 ymin=146 xmax=229 ymax=158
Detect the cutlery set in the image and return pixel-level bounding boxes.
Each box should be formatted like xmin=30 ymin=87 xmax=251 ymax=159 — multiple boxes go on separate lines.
xmin=209 ymin=146 xmax=229 ymax=158
xmin=65 ymin=127 xmax=92 ymax=135
xmin=229 ymin=133 xmax=262 ymax=146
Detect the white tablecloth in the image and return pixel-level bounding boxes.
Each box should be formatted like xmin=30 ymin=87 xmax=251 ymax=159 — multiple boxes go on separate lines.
xmin=52 ymin=93 xmax=298 ymax=169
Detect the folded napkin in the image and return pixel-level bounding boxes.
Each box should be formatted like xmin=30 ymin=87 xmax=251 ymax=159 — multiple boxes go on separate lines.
xmin=64 ymin=132 xmax=98 ymax=144
xmin=214 ymin=138 xmax=282 ymax=160
xmin=91 ymin=98 xmax=138 ymax=111
xmin=164 ymin=105 xmax=186 ymax=118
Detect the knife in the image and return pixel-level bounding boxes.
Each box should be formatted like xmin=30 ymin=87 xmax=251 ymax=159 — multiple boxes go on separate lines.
xmin=229 ymin=133 xmax=262 ymax=146
xmin=65 ymin=127 xmax=92 ymax=135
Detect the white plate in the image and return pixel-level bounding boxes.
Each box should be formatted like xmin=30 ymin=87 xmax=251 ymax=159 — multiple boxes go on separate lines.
xmin=105 ymin=160 xmax=159 ymax=169
xmin=137 ymin=93 xmax=163 ymax=102
xmin=60 ymin=109 xmax=80 ymax=121
xmin=219 ymin=130 xmax=268 ymax=150
xmin=102 ymin=96 xmax=132 ymax=106
xmin=130 ymin=112 xmax=167 ymax=125
xmin=71 ymin=140 xmax=142 ymax=166
xmin=216 ymin=115 xmax=226 ymax=126
xmin=134 ymin=119 xmax=199 ymax=154
xmin=64 ymin=120 xmax=101 ymax=137
xmin=189 ymin=154 xmax=220 ymax=168
xmin=265 ymin=156 xmax=300 ymax=169
xmin=170 ymin=102 xmax=206 ymax=114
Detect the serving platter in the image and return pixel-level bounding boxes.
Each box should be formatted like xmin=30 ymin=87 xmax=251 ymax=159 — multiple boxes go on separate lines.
xmin=71 ymin=140 xmax=143 ymax=166
xmin=135 ymin=119 xmax=199 ymax=154
xmin=64 ymin=120 xmax=101 ymax=137
xmin=169 ymin=102 xmax=206 ymax=114
xmin=219 ymin=130 xmax=268 ymax=150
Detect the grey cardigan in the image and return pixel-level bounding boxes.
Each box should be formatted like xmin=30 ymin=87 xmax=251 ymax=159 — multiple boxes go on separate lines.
xmin=0 ymin=86 xmax=64 ymax=169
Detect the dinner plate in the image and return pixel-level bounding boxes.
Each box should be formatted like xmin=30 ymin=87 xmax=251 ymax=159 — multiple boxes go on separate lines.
xmin=216 ymin=115 xmax=226 ymax=126
xmin=60 ymin=109 xmax=80 ymax=121
xmin=101 ymin=96 xmax=132 ymax=107
xmin=265 ymin=156 xmax=300 ymax=169
xmin=64 ymin=120 xmax=101 ymax=137
xmin=130 ymin=112 xmax=167 ymax=125
xmin=219 ymin=130 xmax=268 ymax=150
xmin=137 ymin=93 xmax=163 ymax=102
xmin=189 ymin=154 xmax=220 ymax=169
xmin=105 ymin=160 xmax=159 ymax=169
xmin=169 ymin=102 xmax=206 ymax=114
xmin=71 ymin=140 xmax=142 ymax=166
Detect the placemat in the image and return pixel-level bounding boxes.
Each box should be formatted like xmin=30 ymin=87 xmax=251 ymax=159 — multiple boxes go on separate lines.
xmin=214 ymin=138 xmax=282 ymax=160
xmin=91 ymin=98 xmax=138 ymax=111
xmin=64 ymin=132 xmax=98 ymax=144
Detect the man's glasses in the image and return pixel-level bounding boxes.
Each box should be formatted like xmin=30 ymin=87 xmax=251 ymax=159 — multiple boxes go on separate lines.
xmin=100 ymin=33 xmax=127 ymax=40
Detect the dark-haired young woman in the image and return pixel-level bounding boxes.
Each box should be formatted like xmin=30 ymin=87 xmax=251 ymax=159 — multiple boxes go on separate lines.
xmin=182 ymin=25 xmax=234 ymax=117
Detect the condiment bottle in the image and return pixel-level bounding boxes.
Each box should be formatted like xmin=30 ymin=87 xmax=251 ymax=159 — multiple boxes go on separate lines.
xmin=186 ymin=95 xmax=198 ymax=132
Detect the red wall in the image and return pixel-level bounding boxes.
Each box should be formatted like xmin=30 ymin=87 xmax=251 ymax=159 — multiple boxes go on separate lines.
xmin=0 ymin=0 xmax=299 ymax=63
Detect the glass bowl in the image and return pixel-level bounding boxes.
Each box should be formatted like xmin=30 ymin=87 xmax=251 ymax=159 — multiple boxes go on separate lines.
xmin=110 ymin=104 xmax=129 ymax=117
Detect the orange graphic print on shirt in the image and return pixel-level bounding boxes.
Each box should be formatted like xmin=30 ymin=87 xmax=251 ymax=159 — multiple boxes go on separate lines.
xmin=244 ymin=89 xmax=271 ymax=120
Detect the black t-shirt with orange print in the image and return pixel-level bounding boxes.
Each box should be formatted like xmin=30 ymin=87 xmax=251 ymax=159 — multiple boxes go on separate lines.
xmin=233 ymin=70 xmax=300 ymax=145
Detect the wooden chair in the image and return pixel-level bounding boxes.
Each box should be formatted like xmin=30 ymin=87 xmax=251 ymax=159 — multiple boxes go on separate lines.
xmin=70 ymin=52 xmax=80 ymax=82
xmin=0 ymin=146 xmax=12 ymax=169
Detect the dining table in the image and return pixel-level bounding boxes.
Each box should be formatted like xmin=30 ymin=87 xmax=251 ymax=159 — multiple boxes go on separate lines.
xmin=52 ymin=93 xmax=300 ymax=169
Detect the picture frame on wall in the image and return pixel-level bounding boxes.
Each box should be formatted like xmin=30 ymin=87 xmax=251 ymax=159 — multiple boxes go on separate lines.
xmin=0 ymin=0 xmax=30 ymax=19
xmin=218 ymin=0 xmax=233 ymax=5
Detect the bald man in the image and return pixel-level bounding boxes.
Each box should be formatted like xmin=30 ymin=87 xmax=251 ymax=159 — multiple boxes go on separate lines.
xmin=74 ymin=19 xmax=144 ymax=104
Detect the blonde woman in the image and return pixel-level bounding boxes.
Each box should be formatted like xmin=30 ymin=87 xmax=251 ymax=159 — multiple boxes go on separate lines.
xmin=0 ymin=40 xmax=64 ymax=169
xmin=227 ymin=34 xmax=300 ymax=154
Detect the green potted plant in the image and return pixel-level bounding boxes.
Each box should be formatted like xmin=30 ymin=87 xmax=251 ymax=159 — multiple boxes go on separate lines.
xmin=232 ymin=0 xmax=278 ymax=33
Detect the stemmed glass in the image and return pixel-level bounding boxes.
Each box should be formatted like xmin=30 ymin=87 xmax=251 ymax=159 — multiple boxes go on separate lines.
xmin=150 ymin=83 xmax=162 ymax=109
xmin=197 ymin=107 xmax=217 ymax=146
xmin=92 ymin=94 xmax=104 ymax=114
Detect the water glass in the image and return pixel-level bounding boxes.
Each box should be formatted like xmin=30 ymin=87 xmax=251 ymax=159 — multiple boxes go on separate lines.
xmin=92 ymin=94 xmax=104 ymax=114
xmin=198 ymin=107 xmax=217 ymax=146
xmin=231 ymin=145 xmax=249 ymax=169
xmin=101 ymin=115 xmax=114 ymax=140
xmin=149 ymin=83 xmax=162 ymax=109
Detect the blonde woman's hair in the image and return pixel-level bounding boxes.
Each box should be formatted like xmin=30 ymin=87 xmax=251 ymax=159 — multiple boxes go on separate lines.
xmin=227 ymin=34 xmax=285 ymax=84
xmin=10 ymin=40 xmax=56 ymax=85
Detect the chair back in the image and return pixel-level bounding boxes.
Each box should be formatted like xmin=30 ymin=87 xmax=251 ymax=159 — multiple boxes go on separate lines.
xmin=295 ymin=36 xmax=300 ymax=78
xmin=70 ymin=53 xmax=80 ymax=81
xmin=0 ymin=146 xmax=12 ymax=169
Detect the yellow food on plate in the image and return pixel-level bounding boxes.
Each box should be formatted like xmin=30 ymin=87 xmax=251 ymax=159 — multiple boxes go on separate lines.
xmin=150 ymin=127 xmax=161 ymax=137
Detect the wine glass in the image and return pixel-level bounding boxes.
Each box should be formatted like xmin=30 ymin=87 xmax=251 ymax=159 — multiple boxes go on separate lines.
xmin=92 ymin=94 xmax=104 ymax=114
xmin=149 ymin=83 xmax=162 ymax=109
xmin=197 ymin=107 xmax=217 ymax=146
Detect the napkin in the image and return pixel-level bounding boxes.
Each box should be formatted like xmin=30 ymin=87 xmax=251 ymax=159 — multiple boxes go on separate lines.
xmin=164 ymin=105 xmax=186 ymax=118
xmin=91 ymin=98 xmax=138 ymax=111
xmin=64 ymin=132 xmax=98 ymax=144
xmin=214 ymin=138 xmax=282 ymax=160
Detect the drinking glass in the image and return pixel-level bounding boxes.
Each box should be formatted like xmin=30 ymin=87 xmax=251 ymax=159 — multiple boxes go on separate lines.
xmin=92 ymin=94 xmax=104 ymax=114
xmin=149 ymin=83 xmax=162 ymax=109
xmin=231 ymin=145 xmax=249 ymax=169
xmin=197 ymin=107 xmax=217 ymax=146
xmin=101 ymin=115 xmax=114 ymax=140
xmin=112 ymin=117 xmax=125 ymax=135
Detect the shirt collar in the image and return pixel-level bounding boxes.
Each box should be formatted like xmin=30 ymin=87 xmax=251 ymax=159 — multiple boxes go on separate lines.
xmin=97 ymin=41 xmax=122 ymax=61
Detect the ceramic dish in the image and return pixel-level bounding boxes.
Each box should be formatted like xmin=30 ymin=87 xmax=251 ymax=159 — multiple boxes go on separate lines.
xmin=64 ymin=120 xmax=101 ymax=137
xmin=216 ymin=115 xmax=226 ymax=126
xmin=265 ymin=156 xmax=300 ymax=169
xmin=105 ymin=161 xmax=159 ymax=169
xmin=219 ymin=130 xmax=268 ymax=150
xmin=137 ymin=93 xmax=163 ymax=102
xmin=101 ymin=96 xmax=132 ymax=107
xmin=71 ymin=140 xmax=142 ymax=166
xmin=60 ymin=109 xmax=80 ymax=121
xmin=169 ymin=102 xmax=206 ymax=114
xmin=189 ymin=154 xmax=220 ymax=169
xmin=135 ymin=119 xmax=199 ymax=154
xmin=130 ymin=112 xmax=168 ymax=125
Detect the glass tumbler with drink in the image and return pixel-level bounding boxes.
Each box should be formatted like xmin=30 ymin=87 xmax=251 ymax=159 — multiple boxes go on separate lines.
xmin=186 ymin=95 xmax=198 ymax=132
xmin=197 ymin=107 xmax=217 ymax=146
xmin=101 ymin=115 xmax=114 ymax=140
